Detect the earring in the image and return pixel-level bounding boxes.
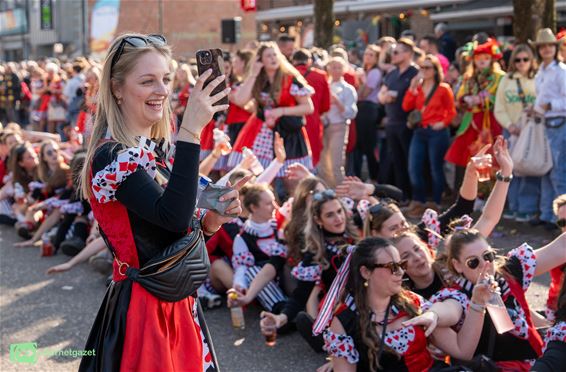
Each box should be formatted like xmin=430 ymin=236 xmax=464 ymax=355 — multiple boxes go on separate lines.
xmin=116 ymin=97 xmax=122 ymax=105
xmin=364 ymin=281 xmax=369 ymax=288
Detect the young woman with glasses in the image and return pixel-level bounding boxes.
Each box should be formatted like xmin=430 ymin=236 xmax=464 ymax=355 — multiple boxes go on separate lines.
xmin=438 ymin=225 xmax=566 ymax=370
xmin=323 ymin=237 xmax=493 ymax=372
xmin=78 ymin=33 xmax=243 ymax=372
xmin=494 ymin=44 xmax=540 ymax=223
xmin=259 ymin=189 xmax=359 ymax=351
xmin=402 ymin=54 xmax=456 ymax=216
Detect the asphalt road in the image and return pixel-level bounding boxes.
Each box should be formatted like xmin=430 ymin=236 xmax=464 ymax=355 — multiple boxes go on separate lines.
xmin=0 ymin=219 xmax=557 ymax=372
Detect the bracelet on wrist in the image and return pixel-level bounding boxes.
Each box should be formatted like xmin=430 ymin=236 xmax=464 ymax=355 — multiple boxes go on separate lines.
xmin=469 ymin=301 xmax=486 ymax=313
xmin=495 ymin=170 xmax=513 ymax=183
xmin=180 ymin=126 xmax=201 ymax=141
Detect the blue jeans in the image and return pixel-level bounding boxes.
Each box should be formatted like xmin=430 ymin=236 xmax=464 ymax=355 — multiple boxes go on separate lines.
xmin=408 ymin=127 xmax=449 ymax=204
xmin=507 ymin=176 xmax=541 ymax=214
xmin=540 ymin=122 xmax=566 ymax=222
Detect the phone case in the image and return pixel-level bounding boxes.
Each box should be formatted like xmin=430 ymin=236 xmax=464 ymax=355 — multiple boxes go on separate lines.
xmin=196 ymin=48 xmax=229 ymax=106
xmin=196 ymin=183 xmax=235 ymax=217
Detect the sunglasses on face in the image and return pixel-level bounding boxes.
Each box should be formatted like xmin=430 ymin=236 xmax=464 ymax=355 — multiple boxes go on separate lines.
xmin=420 ymin=65 xmax=434 ymax=70
xmin=514 ymin=57 xmax=530 ymax=63
xmin=312 ymin=189 xmax=336 ymax=202
xmin=465 ymin=250 xmax=496 ymax=270
xmin=45 ymin=149 xmax=57 ymax=157
xmin=366 ymin=260 xmax=408 ymax=275
xmin=557 ymin=219 xmax=566 ymax=228
xmin=111 ymin=34 xmax=167 ymax=73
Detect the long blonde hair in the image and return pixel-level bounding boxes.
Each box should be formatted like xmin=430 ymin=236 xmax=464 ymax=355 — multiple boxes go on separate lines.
xmin=80 ymin=33 xmax=173 ymax=198
xmin=251 ymin=42 xmax=310 ymax=105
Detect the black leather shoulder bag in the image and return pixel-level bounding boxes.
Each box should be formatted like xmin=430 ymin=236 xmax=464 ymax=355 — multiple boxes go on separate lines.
xmin=101 ymin=217 xmax=210 ymax=302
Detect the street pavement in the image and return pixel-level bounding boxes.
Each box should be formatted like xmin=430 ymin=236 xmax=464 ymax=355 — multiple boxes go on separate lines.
xmin=0 ymin=219 xmax=557 ymax=372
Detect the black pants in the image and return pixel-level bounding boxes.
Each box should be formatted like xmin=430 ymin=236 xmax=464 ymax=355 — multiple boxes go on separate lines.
xmin=385 ymin=124 xmax=413 ymax=200
xmin=353 ymin=101 xmax=380 ymax=181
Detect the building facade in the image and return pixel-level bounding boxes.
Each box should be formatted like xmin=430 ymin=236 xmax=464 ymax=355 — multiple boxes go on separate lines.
xmin=0 ymin=0 xmax=86 ymax=61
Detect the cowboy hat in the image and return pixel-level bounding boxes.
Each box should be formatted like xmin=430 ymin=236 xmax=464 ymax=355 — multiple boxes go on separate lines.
xmin=529 ymin=28 xmax=561 ymax=46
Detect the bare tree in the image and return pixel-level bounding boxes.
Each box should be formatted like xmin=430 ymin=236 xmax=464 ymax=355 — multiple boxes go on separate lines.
xmin=542 ymin=0 xmax=556 ymax=31
xmin=314 ymin=0 xmax=334 ymax=49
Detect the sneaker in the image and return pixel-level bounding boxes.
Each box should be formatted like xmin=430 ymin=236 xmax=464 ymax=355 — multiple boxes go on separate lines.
xmin=60 ymin=237 xmax=86 ymax=257
xmin=16 ymin=221 xmax=34 ymax=240
xmin=515 ymin=213 xmax=536 ymax=223
xmin=503 ymin=210 xmax=516 ymax=220
xmin=89 ymin=251 xmax=113 ymax=276
xmin=197 ymin=286 xmax=222 ymax=309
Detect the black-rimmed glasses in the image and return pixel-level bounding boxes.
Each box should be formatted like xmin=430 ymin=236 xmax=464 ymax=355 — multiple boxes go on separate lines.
xmin=110 ymin=34 xmax=167 ymax=72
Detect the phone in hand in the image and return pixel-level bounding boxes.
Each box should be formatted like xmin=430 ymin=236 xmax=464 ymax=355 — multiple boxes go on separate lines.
xmin=196 ymin=49 xmax=229 ymax=106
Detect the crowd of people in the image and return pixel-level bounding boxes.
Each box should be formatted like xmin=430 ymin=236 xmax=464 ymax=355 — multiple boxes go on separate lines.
xmin=0 ymin=23 xmax=565 ymax=372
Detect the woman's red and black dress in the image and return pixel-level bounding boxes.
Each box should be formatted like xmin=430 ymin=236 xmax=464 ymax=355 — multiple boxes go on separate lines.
xmin=79 ymin=139 xmax=217 ymax=372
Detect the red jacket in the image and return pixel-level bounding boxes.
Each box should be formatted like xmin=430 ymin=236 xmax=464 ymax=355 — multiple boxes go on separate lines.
xmin=295 ymin=64 xmax=330 ymax=166
xmin=402 ymin=82 xmax=456 ymax=128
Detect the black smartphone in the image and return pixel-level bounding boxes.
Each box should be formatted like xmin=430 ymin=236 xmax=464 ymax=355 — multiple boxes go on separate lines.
xmin=196 ymin=48 xmax=229 ymax=106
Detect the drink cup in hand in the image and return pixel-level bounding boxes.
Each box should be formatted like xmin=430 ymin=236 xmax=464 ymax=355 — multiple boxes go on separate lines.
xmin=471 ymin=154 xmax=493 ymax=182
xmin=262 ymin=318 xmax=277 ymax=347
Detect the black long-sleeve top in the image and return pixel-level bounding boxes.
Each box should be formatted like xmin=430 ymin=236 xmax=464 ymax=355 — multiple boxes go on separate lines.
xmin=91 ymin=140 xmax=200 ymax=266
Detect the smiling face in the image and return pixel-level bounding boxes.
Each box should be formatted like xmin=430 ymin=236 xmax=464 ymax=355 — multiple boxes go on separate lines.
xmin=395 ymin=235 xmax=434 ymax=280
xmin=473 ymin=53 xmax=492 ymax=70
xmin=513 ymin=51 xmax=532 ymax=75
xmin=250 ymin=190 xmax=275 ymax=222
xmin=316 ymin=199 xmax=346 ymax=235
xmin=327 ymin=60 xmax=345 ymax=81
xmin=377 ymin=212 xmax=409 ymax=238
xmin=419 ymin=60 xmax=435 ymax=81
xmin=113 ymin=51 xmax=172 ymax=132
xmin=451 ymin=238 xmax=496 ymax=283
xmin=361 ymin=245 xmax=405 ymax=297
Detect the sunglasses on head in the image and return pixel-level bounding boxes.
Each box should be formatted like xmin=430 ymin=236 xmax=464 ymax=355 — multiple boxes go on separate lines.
xmin=514 ymin=57 xmax=530 ymax=63
xmin=465 ymin=250 xmax=496 ymax=270
xmin=312 ymin=189 xmax=336 ymax=202
xmin=111 ymin=34 xmax=167 ymax=73
xmin=557 ymin=219 xmax=566 ymax=228
xmin=366 ymin=260 xmax=408 ymax=275
xmin=369 ymin=198 xmax=396 ymax=215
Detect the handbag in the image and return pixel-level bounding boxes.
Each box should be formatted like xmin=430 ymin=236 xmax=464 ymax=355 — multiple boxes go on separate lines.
xmin=510 ymin=78 xmax=554 ymax=176
xmin=407 ymin=84 xmax=437 ymax=129
xmin=47 ymin=100 xmax=67 ymax=122
xmin=102 ymin=217 xmax=210 ymax=302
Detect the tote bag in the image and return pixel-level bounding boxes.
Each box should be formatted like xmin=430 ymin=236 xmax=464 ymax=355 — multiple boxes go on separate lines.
xmin=510 ymin=114 xmax=553 ymax=176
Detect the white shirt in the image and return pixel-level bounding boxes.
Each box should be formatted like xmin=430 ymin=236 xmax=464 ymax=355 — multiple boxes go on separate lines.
xmin=535 ymin=60 xmax=566 ymax=117
xmin=63 ymin=74 xmax=85 ymax=102
xmin=326 ymin=79 xmax=358 ymax=125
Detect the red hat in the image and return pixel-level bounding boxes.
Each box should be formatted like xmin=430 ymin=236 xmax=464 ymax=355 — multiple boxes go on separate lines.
xmin=473 ymin=38 xmax=502 ymax=59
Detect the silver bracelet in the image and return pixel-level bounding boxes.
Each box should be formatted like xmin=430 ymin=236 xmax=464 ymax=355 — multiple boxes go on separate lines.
xmin=469 ymin=301 xmax=486 ymax=314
